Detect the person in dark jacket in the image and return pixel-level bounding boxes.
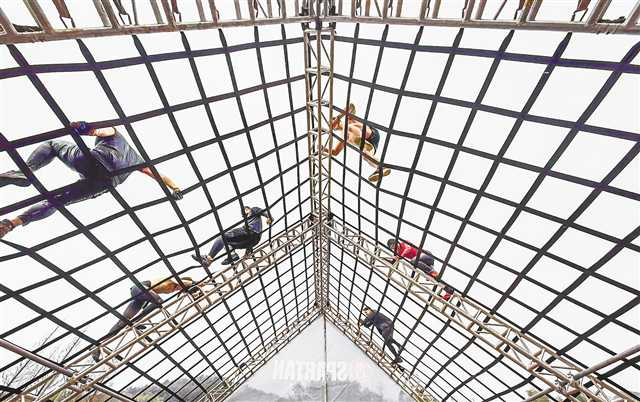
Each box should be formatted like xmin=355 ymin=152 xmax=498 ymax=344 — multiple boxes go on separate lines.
xmin=191 ymin=206 xmax=273 ymax=268
xmin=0 ymin=121 xmax=183 ymax=238
xmin=359 ymin=306 xmax=403 ymax=364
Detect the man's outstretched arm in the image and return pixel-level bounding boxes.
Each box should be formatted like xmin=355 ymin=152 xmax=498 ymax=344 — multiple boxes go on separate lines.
xmin=140 ymin=167 xmax=183 ymax=200
xmin=70 ymin=121 xmax=116 ymax=137
xmin=260 ymin=208 xmax=274 ymax=225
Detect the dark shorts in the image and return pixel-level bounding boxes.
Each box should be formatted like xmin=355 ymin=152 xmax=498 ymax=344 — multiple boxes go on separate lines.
xmin=367 ymin=127 xmax=380 ymax=153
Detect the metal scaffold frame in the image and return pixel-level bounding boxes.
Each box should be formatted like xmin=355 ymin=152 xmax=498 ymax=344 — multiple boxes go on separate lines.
xmin=1 ymin=0 xmax=640 ymax=45
xmin=0 ymin=2 xmax=639 ymax=402
xmin=6 ymin=219 xmax=317 ymax=402
xmin=303 ymin=12 xmax=334 ymax=315
xmin=324 ymin=220 xmax=638 ymax=402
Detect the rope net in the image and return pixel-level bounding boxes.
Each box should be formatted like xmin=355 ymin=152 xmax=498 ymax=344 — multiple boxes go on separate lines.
xmin=0 ymin=20 xmax=638 ymax=402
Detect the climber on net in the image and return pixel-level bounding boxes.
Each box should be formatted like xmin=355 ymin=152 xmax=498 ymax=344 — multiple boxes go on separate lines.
xmin=191 ymin=206 xmax=274 ymax=268
xmin=0 ymin=121 xmax=183 ymax=239
xmin=92 ymin=276 xmax=201 ymax=362
xmin=359 ymin=306 xmax=403 ymax=365
xmin=323 ymin=103 xmax=391 ymax=183
xmin=386 ymin=238 xmax=455 ymax=301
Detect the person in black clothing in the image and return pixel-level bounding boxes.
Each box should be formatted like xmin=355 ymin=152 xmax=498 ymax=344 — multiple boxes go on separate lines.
xmin=359 ymin=306 xmax=403 ymax=364
xmin=192 ymin=206 xmax=273 ymax=268
xmin=0 ymin=121 xmax=183 ymax=239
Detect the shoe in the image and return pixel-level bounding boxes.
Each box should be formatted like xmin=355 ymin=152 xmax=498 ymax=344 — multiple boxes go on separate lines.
xmin=221 ymin=252 xmax=240 ymax=265
xmin=392 ymin=356 xmax=403 ymax=364
xmin=91 ymin=349 xmax=101 ymax=363
xmin=0 ymin=170 xmax=30 ymax=188
xmin=443 ymin=285 xmax=455 ymax=301
xmin=368 ymin=168 xmax=391 ymax=183
xmin=428 ymin=270 xmax=438 ymax=279
xmin=191 ymin=254 xmax=212 ymax=268
xmin=0 ymin=220 xmax=14 ymax=239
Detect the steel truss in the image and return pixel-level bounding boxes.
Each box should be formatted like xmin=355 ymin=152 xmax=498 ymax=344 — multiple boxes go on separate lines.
xmin=324 ymin=219 xmax=637 ymax=402
xmin=304 ymin=18 xmax=334 ymax=311
xmin=1 ymin=0 xmax=639 ymax=45
xmin=8 ymin=219 xmax=317 ymax=402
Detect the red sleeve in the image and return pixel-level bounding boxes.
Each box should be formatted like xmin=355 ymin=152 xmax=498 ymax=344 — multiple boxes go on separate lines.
xmin=398 ymin=243 xmax=412 ymax=258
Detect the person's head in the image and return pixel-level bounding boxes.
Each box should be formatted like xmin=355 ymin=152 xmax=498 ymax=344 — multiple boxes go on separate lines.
xmin=244 ymin=206 xmax=252 ymax=217
xmin=362 ymin=306 xmax=373 ymax=315
xmin=387 ymin=239 xmax=397 ymax=250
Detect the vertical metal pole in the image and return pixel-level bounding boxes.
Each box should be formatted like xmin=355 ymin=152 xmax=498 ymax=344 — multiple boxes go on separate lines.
xmin=150 ymin=0 xmax=164 ymax=24
xmin=303 ymin=11 xmax=334 ymax=401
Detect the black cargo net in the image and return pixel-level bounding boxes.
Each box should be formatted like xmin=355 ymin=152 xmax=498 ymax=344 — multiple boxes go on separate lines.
xmin=0 ymin=22 xmax=638 ymax=402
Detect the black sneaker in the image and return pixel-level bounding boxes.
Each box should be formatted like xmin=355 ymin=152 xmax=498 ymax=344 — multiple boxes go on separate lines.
xmin=0 ymin=170 xmax=30 ymax=188
xmin=221 ymin=252 xmax=240 ymax=265
xmin=91 ymin=349 xmax=101 ymax=363
xmin=392 ymin=356 xmax=403 ymax=364
xmin=0 ymin=220 xmax=14 ymax=239
xmin=191 ymin=254 xmax=212 ymax=268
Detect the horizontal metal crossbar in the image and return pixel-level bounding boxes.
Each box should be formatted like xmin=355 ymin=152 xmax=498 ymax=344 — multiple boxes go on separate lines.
xmin=9 ymin=219 xmax=317 ymax=402
xmin=324 ymin=220 xmax=637 ymax=402
xmin=1 ymin=0 xmax=639 ymax=45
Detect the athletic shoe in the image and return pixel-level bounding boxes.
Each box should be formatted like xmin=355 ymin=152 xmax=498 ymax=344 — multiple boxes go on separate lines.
xmin=221 ymin=252 xmax=240 ymax=265
xmin=0 ymin=220 xmax=14 ymax=239
xmin=392 ymin=356 xmax=403 ymax=364
xmin=0 ymin=170 xmax=30 ymax=188
xmin=191 ymin=254 xmax=212 ymax=268
xmin=91 ymin=349 xmax=101 ymax=363
xmin=368 ymin=167 xmax=391 ymax=183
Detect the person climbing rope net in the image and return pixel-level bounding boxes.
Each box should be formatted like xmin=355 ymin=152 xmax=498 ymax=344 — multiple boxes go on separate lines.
xmin=0 ymin=121 xmax=183 ymax=239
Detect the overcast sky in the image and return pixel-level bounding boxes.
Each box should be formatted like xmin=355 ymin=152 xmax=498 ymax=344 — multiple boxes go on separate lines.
xmin=1 ymin=1 xmax=639 ymax=402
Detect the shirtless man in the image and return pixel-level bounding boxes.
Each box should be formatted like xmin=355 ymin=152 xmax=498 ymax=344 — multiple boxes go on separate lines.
xmin=324 ymin=103 xmax=391 ymax=182
xmin=93 ymin=276 xmax=199 ymax=361
xmin=0 ymin=121 xmax=182 ymax=239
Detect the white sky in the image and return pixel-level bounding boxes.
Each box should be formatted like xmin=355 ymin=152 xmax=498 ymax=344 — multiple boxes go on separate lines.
xmin=0 ymin=1 xmax=639 ymax=401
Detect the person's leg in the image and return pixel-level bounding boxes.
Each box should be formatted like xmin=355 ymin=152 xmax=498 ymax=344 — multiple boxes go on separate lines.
xmin=18 ymin=180 xmax=107 ymax=225
xmin=381 ymin=325 xmax=402 ymax=363
xmin=1 ymin=140 xmax=88 ymax=188
xmin=1 ymin=180 xmax=108 ymax=239
xmin=221 ymin=227 xmax=257 ymax=264
xmin=107 ymin=298 xmax=145 ymax=336
xmin=192 ymin=227 xmax=249 ymax=267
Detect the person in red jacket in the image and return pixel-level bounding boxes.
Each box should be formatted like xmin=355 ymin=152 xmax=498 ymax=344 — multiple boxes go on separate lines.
xmin=386 ymin=238 xmax=454 ymax=301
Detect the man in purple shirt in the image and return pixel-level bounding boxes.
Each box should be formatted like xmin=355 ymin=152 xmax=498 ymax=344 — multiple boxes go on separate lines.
xmin=0 ymin=121 xmax=183 ymax=238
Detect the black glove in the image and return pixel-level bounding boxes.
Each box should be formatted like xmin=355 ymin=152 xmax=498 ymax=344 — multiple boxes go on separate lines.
xmin=171 ymin=189 xmax=183 ymax=200
xmin=70 ymin=121 xmax=92 ymax=135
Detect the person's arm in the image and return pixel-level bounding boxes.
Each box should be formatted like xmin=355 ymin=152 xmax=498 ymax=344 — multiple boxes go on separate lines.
xmin=70 ymin=121 xmax=116 ymax=137
xmin=260 ymin=208 xmax=274 ymax=225
xmin=140 ymin=167 xmax=183 ymax=200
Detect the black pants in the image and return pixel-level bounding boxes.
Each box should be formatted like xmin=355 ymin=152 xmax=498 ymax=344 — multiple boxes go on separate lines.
xmin=208 ymin=227 xmax=261 ymax=258
xmin=410 ymin=254 xmax=435 ymax=278
xmin=379 ymin=323 xmax=402 ymax=360
xmin=18 ymin=140 xmax=109 ymax=225
xmin=108 ymin=285 xmax=162 ymax=336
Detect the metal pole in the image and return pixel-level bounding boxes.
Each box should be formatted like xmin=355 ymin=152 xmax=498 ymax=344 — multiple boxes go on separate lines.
xmin=0 ymin=338 xmax=135 ymax=402
xmin=521 ymin=344 xmax=640 ymax=402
